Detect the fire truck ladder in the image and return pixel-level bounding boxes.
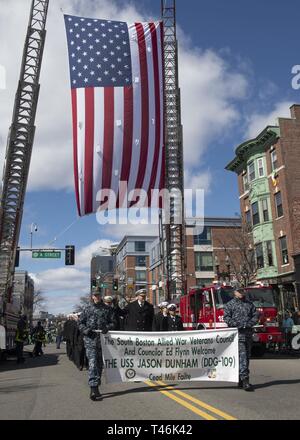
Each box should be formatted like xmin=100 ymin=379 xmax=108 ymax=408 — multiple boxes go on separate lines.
xmin=0 ymin=0 xmax=49 ymax=312
xmin=161 ymin=0 xmax=186 ymax=301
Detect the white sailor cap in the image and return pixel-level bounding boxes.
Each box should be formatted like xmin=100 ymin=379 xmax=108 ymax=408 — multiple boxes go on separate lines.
xmin=135 ymin=289 xmax=147 ymax=296
xmin=159 ymin=301 xmax=169 ymax=308
xmin=103 ymin=296 xmax=113 ymax=303
xmin=167 ymin=304 xmax=177 ymax=311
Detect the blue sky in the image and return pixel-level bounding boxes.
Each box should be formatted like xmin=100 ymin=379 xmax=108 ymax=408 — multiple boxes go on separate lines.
xmin=1 ymin=0 xmax=300 ymax=314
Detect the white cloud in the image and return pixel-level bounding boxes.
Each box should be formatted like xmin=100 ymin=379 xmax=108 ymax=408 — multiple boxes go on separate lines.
xmin=246 ymin=101 xmax=293 ymax=139
xmin=30 ymin=267 xmax=90 ymax=292
xmin=185 ymin=169 xmax=212 ymax=194
xmin=76 ymin=239 xmax=114 ymax=268
xmin=179 ymin=48 xmax=248 ymax=168
xmin=43 ymin=291 xmax=86 ymax=315
xmin=103 ymin=221 xmax=159 ymax=240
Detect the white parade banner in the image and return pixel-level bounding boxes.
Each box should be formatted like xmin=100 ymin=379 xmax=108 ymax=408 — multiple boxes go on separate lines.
xmin=100 ymin=328 xmax=239 ymax=384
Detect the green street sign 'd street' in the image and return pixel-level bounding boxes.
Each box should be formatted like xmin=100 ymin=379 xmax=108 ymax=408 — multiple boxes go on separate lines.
xmin=32 ymin=251 xmax=61 ymax=259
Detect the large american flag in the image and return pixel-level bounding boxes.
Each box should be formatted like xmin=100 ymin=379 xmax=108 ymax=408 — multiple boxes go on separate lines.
xmin=64 ymin=15 xmax=165 ymax=216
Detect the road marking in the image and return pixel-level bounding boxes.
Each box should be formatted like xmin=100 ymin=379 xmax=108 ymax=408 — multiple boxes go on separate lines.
xmin=155 ymin=380 xmax=237 ymax=420
xmin=145 ymin=380 xmax=217 ymax=420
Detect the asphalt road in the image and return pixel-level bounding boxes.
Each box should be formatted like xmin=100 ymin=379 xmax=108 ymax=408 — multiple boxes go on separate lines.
xmin=0 ymin=344 xmax=299 ymax=420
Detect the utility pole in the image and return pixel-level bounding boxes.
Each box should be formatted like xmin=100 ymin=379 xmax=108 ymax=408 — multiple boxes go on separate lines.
xmin=161 ymin=0 xmax=186 ymax=301
xmin=0 ymin=1 xmax=49 ymax=317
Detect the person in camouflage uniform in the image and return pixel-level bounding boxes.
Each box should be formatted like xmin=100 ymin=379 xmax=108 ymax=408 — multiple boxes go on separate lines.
xmin=223 ymin=288 xmax=258 ymax=391
xmin=78 ymin=290 xmax=117 ymax=401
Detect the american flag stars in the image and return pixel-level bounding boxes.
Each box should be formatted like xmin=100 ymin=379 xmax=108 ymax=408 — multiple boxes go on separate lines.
xmin=65 ymin=15 xmax=132 ymax=88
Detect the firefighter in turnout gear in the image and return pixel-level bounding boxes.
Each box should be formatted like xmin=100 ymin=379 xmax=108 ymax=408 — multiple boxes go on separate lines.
xmin=223 ymin=288 xmax=258 ymax=391
xmin=15 ymin=315 xmax=29 ymax=364
xmin=78 ymin=290 xmax=117 ymax=401
xmin=32 ymin=321 xmax=46 ymax=357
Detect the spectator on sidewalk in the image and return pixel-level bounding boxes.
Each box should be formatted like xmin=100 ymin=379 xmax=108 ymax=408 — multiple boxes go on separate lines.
xmin=282 ymin=313 xmax=294 ymax=350
xmin=56 ymin=322 xmax=64 ymax=349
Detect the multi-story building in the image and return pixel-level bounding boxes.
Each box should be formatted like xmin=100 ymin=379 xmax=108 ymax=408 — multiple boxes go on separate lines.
xmin=91 ymin=254 xmax=115 ymax=295
xmin=12 ymin=271 xmax=34 ymax=322
xmin=149 ymin=218 xmax=242 ymax=303
xmin=115 ymin=236 xmax=157 ymax=300
xmin=226 ymin=104 xmax=300 ymax=310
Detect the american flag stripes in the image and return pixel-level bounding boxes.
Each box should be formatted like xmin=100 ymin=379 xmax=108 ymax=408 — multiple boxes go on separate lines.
xmin=64 ymin=15 xmax=165 ymax=216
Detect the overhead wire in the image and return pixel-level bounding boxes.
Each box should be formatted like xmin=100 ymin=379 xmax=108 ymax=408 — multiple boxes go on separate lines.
xmin=46 ymin=216 xmax=80 ymax=247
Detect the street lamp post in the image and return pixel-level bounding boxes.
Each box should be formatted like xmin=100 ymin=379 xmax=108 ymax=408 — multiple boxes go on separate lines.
xmin=30 ymin=223 xmax=38 ymax=250
xmin=226 ymin=255 xmax=231 ymax=282
xmin=215 ymin=256 xmax=220 ymax=281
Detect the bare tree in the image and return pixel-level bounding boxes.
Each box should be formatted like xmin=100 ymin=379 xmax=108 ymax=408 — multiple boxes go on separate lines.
xmin=33 ymin=289 xmax=47 ymax=312
xmin=215 ymin=222 xmax=257 ymax=287
xmin=74 ymin=293 xmax=91 ymax=313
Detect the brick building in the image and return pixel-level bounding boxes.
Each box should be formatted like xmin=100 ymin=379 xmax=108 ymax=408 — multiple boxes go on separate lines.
xmin=12 ymin=271 xmax=34 ymax=322
xmin=149 ymin=218 xmax=242 ymax=304
xmin=115 ymin=236 xmax=157 ymax=300
xmin=91 ymin=254 xmax=114 ymax=295
xmin=226 ymin=104 xmax=300 ymax=310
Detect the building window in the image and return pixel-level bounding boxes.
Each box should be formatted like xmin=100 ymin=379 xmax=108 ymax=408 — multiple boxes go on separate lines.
xmin=271 ymin=150 xmax=278 ymax=171
xmin=245 ymin=210 xmax=252 ymax=229
xmin=135 ymin=241 xmax=145 ymax=252
xmin=151 ymin=247 xmax=155 ymax=263
xmin=252 ymin=201 xmax=260 ymax=226
xmin=262 ymin=198 xmax=269 ymax=222
xmin=279 ymin=236 xmax=289 ymax=265
xmin=243 ymin=174 xmax=249 ymax=192
xmin=248 ymin=161 xmax=256 ymax=182
xmin=194 ymin=227 xmax=212 ymax=245
xmin=136 ymin=270 xmax=147 ymax=282
xmin=195 ymin=252 xmax=214 ymax=272
xmin=266 ymin=241 xmax=274 ymax=266
xmin=255 ymin=243 xmax=264 ymax=269
xmin=196 ymin=278 xmax=213 ymax=287
xmin=136 ymin=256 xmax=146 ymax=267
xmin=151 ymin=271 xmax=156 ymax=283
xmin=257 ymin=158 xmax=265 ymax=177
xmin=275 ymin=192 xmax=283 ymax=218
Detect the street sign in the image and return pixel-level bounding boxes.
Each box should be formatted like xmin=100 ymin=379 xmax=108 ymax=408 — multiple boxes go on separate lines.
xmin=32 ymin=251 xmax=61 ymax=259
xmin=100 ymin=283 xmax=108 ymax=288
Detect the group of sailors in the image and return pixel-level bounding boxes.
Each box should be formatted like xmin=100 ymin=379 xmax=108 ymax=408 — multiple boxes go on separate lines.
xmin=62 ymin=292 xmax=183 ymax=374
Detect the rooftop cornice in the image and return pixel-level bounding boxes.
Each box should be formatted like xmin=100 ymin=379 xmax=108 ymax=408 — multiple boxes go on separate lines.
xmin=225 ymin=126 xmax=280 ymax=173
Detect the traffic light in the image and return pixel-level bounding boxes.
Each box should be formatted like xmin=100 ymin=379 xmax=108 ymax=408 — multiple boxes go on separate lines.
xmin=91 ymin=279 xmax=97 ymax=289
xmin=15 ymin=247 xmax=20 ymax=267
xmin=65 ymin=245 xmax=75 ymax=266
xmin=113 ymin=279 xmax=118 ymax=291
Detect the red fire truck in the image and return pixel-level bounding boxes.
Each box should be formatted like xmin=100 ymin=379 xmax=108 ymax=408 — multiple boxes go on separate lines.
xmin=179 ymin=282 xmax=283 ymax=356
